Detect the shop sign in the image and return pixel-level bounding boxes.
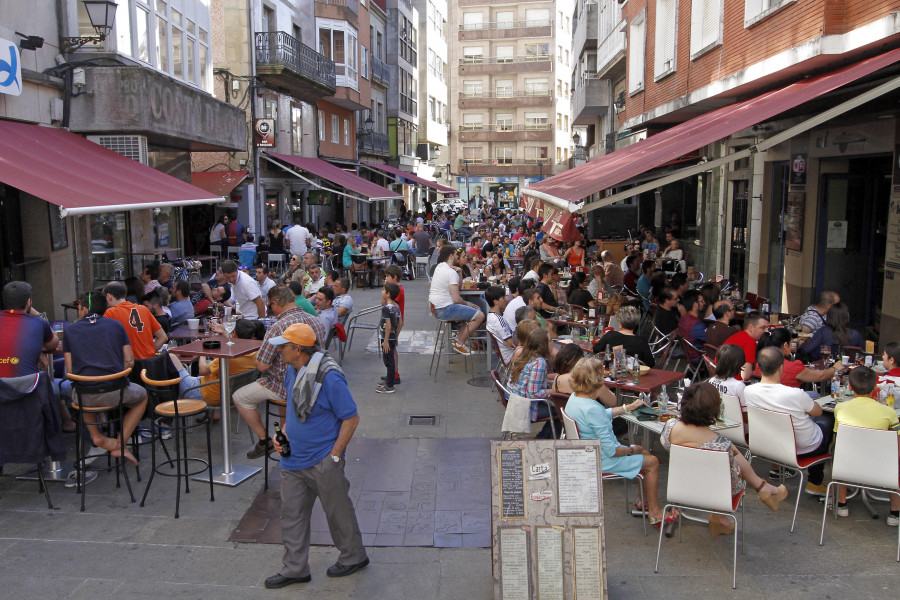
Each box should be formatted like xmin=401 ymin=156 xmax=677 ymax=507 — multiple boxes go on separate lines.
xmin=254 ymin=119 xmax=275 ymax=147
xmin=0 ymin=38 xmax=22 ymax=96
xmin=520 ymin=194 xmax=581 ymax=242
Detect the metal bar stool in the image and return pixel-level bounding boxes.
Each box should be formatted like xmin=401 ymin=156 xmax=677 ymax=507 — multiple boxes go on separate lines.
xmin=429 ymin=303 xmax=470 ymax=377
xmin=67 ymin=367 xmax=136 ymax=512
xmin=139 ymin=370 xmax=214 ymax=518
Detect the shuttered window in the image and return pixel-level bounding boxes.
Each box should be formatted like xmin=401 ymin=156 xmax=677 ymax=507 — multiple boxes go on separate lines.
xmin=654 ymin=0 xmax=677 ymax=79
xmin=628 ymin=9 xmax=646 ymax=94
xmin=690 ymin=0 xmax=723 ymax=58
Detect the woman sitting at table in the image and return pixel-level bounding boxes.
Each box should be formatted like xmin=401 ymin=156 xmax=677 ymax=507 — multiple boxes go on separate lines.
xmin=566 ymin=272 xmax=594 ymax=310
xmin=539 ymin=238 xmax=560 ymax=264
xmin=758 ymin=327 xmax=837 ymax=388
xmin=282 ymin=254 xmax=308 ymax=285
xmin=563 ymin=239 xmax=586 ymax=268
xmin=707 ymin=344 xmax=748 ymax=410
xmin=509 ymin=328 xmax=559 ymax=438
xmin=342 ymin=236 xmax=357 ymax=270
xmin=565 ymin=357 xmax=675 ymax=528
xmin=483 ymin=252 xmax=507 ymax=278
xmin=799 ymin=302 xmax=864 ymax=361
xmin=591 ymin=306 xmax=655 ymax=367
xmin=510 ymin=318 xmax=540 ymax=367
xmin=660 ymin=382 xmax=789 ymax=534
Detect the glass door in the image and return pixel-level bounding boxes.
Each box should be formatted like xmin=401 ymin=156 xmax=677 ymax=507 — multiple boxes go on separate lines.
xmin=766 ymin=162 xmax=789 ymax=311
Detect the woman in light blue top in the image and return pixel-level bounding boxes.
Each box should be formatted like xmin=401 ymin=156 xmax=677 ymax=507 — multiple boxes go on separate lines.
xmin=564 ymin=357 xmax=675 ymax=528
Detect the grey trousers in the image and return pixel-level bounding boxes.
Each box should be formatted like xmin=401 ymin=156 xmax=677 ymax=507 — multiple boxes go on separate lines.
xmin=280 ymin=455 xmax=368 ymax=578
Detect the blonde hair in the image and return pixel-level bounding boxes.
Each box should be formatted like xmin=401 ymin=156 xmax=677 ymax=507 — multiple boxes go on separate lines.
xmin=510 ymin=328 xmax=551 ymax=383
xmin=515 ymin=319 xmax=540 ymax=345
xmin=569 ymin=357 xmax=607 ymax=396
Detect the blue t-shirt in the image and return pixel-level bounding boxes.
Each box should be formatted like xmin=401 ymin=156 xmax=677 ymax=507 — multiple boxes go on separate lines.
xmin=281 ymin=366 xmax=358 ymax=471
xmin=63 ymin=316 xmax=130 ymax=390
xmin=169 ymin=299 xmax=194 ymax=325
xmin=0 ymin=310 xmax=53 ymax=377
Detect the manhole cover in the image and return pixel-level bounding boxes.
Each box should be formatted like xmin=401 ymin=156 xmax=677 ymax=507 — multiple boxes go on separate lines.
xmin=405 ymin=415 xmax=439 ymax=426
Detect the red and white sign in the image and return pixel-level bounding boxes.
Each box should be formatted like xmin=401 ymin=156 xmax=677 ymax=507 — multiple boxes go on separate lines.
xmin=520 ymin=193 xmax=582 ymax=242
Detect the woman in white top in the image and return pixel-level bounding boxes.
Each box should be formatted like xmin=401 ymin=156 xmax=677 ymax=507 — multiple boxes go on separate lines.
xmin=707 ymin=344 xmax=748 ymax=411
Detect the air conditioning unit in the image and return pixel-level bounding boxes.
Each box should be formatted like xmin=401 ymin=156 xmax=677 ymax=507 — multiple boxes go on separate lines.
xmin=86 ymin=135 xmax=150 ymax=165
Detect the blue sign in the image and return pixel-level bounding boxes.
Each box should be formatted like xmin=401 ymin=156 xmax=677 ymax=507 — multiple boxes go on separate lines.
xmin=0 ymin=39 xmax=22 ymax=97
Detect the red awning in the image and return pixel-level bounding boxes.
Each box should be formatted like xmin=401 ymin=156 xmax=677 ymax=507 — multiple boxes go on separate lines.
xmin=0 ymin=120 xmax=224 ymax=216
xmin=520 ymin=195 xmax=582 ymax=242
xmin=190 ymin=170 xmax=249 ymax=197
xmin=264 ymin=153 xmax=402 ymax=201
xmin=524 ymin=47 xmax=900 ymax=208
xmin=361 ymin=162 xmax=458 ymax=194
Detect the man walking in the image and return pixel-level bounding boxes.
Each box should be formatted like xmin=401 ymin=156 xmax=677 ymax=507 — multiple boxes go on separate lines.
xmin=265 ymin=323 xmax=368 ymax=588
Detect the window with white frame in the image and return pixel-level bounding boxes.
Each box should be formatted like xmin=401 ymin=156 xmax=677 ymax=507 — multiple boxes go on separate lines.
xmin=361 ymin=46 xmax=368 ymax=79
xmin=524 ymin=78 xmax=549 ymax=95
xmin=495 ymin=80 xmax=513 ymax=97
xmin=331 ymin=114 xmax=339 ymax=143
xmin=690 ymin=0 xmax=723 ymax=58
xmin=628 ymin=9 xmax=646 ymax=94
xmin=318 ymin=18 xmax=359 ymax=89
xmin=495 ymin=113 xmax=513 ymax=130
xmin=525 ymin=146 xmax=549 ymax=161
xmin=462 ymin=12 xmax=484 ymax=31
xmin=399 ymin=15 xmax=417 ymax=66
xmin=291 ymin=105 xmax=303 ymax=154
xmin=654 ymin=0 xmax=677 ymax=79
xmin=744 ymin=0 xmax=794 ymax=27
xmin=463 ymin=47 xmax=484 ymax=63
xmin=525 ymin=112 xmax=549 ymax=127
xmin=495 ymin=146 xmax=513 ymax=164
xmin=525 ymin=8 xmax=550 ymax=27
xmin=495 ymin=45 xmax=514 ymax=63
xmin=463 ymin=80 xmax=483 ymax=95
xmin=397 ymin=119 xmax=417 ymax=156
xmin=344 ymin=118 xmax=350 ymax=145
xmin=463 ymin=113 xmax=484 ymax=130
xmin=525 ymin=43 xmax=550 ymax=60
xmin=429 ymin=97 xmax=437 ymax=121
xmin=463 ymin=147 xmax=483 ymax=161
xmin=495 ymin=11 xmax=513 ymax=29
xmin=318 ymin=110 xmax=325 ymax=140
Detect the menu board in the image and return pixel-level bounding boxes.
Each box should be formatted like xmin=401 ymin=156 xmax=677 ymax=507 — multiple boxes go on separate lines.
xmin=536 ymin=527 xmax=565 ymax=600
xmin=499 ymin=527 xmax=530 ymax=598
xmin=499 ymin=447 xmax=526 ymax=519
xmin=572 ymin=527 xmax=603 ymax=600
xmin=556 ymin=448 xmax=600 ymax=514
xmin=784 ymin=190 xmax=804 ymax=252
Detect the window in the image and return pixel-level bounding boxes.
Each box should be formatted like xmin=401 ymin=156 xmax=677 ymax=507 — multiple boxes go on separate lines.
xmin=171 ymin=9 xmax=183 ymax=79
xmin=397 ymin=119 xmax=417 ymax=156
xmin=429 ymin=97 xmax=437 ymax=121
xmin=463 ymin=147 xmax=483 ymax=161
xmin=116 ymin=1 xmax=132 ymax=58
xmin=344 ymin=118 xmax=350 ymax=145
xmin=399 ymin=69 xmax=417 ymax=116
xmin=525 ymin=44 xmax=549 ymax=60
xmin=690 ymin=0 xmax=723 ymax=58
xmin=463 ymin=80 xmax=483 ymax=95
xmin=428 ymin=49 xmax=444 ymax=80
xmin=495 ymin=45 xmax=513 ymax=63
xmin=198 ymin=29 xmax=209 ymax=89
xmin=291 ymin=105 xmax=303 ymax=154
xmin=557 ymin=79 xmax=562 ymax=95
xmin=556 ymin=147 xmax=562 ymax=162
xmin=525 ymin=146 xmax=549 ymax=161
xmin=744 ymin=0 xmax=794 ymax=27
xmin=556 ymin=113 xmax=562 ymax=129
xmin=462 ymin=12 xmax=484 ymax=30
xmin=463 ymin=113 xmax=484 ymax=130
xmin=136 ymin=5 xmax=149 ymax=62
xmin=558 ymin=45 xmax=563 ymax=62
xmin=331 ymin=115 xmax=339 ymax=143
xmin=564 ymin=115 xmax=569 ymax=130
xmin=463 ymin=47 xmax=483 ymax=63
xmin=654 ymin=0 xmax=678 ymax=79
xmin=496 ymin=11 xmax=513 ymax=28
xmin=495 ymin=80 xmax=513 ymax=97
xmin=156 ymin=12 xmax=168 ymax=72
xmin=495 ymin=147 xmax=513 ymax=164
xmin=264 ymin=98 xmax=277 ymax=120
xmin=628 ymin=9 xmax=646 ymax=94
xmin=525 ymin=9 xmax=550 ymax=27
xmin=318 ymin=110 xmax=325 ymax=140
xmin=399 ymin=15 xmax=417 ymax=66
xmin=525 ymin=112 xmax=549 ymax=127
xmin=318 ymin=19 xmax=359 ymax=88
xmin=524 ymin=78 xmax=549 ymax=95
xmin=496 ymin=113 xmax=513 ymax=130
xmin=361 ymin=46 xmax=368 ymax=79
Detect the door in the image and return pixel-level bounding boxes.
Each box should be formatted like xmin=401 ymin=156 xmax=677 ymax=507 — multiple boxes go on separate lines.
xmin=766 ymin=162 xmax=789 ymax=311
xmin=729 ymin=180 xmax=749 ymax=292
xmin=0 ymin=184 xmax=24 ymax=290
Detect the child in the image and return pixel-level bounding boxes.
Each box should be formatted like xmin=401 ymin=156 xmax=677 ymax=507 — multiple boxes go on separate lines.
xmin=485 ymin=285 xmax=515 ymax=367
xmin=376 ymin=282 xmax=401 ymax=394
xmin=383 ymin=265 xmax=405 ymax=384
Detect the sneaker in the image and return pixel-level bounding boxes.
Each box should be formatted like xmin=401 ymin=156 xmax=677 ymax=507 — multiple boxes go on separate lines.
xmin=247 ymin=438 xmax=275 ymax=459
xmin=375 ymin=384 xmax=395 ymax=394
xmin=380 ymin=376 xmax=401 ymax=384
xmin=768 ymin=468 xmax=797 ymax=480
xmin=138 ymin=426 xmax=172 ymax=441
xmin=64 ymin=469 xmax=98 ymax=488
xmin=805 ymin=482 xmax=828 ymax=497
xmin=887 ymin=513 xmax=899 ymax=527
xmin=836 ymin=504 xmax=849 ymax=518
xmin=452 ymin=342 xmax=471 ymax=356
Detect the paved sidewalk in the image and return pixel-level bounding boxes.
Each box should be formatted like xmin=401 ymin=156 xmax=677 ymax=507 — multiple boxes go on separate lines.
xmin=0 ymin=276 xmax=898 ymax=599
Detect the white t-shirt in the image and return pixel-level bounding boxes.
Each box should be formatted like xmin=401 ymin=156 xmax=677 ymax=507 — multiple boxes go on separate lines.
xmin=285 ymin=225 xmax=310 ymax=254
xmin=504 ymin=296 xmax=526 ymax=327
xmin=232 ymin=270 xmax=262 ymax=319
xmin=373 ymin=237 xmax=391 ymax=265
xmin=744 ymin=382 xmax=822 ymax=454
xmin=429 ymin=262 xmax=459 ymax=309
xmin=522 ymin=270 xmax=539 ymax=283
xmin=258 ymin=276 xmax=275 ymax=299
xmin=487 ymin=312 xmax=515 ymax=365
xmin=708 ymin=376 xmax=747 ymax=410
xmin=209 ymin=223 xmax=225 ymax=244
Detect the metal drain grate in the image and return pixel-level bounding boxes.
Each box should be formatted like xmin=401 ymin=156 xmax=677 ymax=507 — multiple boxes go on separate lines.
xmin=406 ymin=415 xmax=439 ymax=426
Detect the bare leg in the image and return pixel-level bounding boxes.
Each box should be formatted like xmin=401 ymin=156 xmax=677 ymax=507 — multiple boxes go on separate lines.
xmin=235 ymin=402 xmax=267 ymax=441
xmin=458 ymin=312 xmax=485 ymax=345
xmin=735 ymin=452 xmax=780 ymax=496
xmin=639 ymin=453 xmax=665 ymax=520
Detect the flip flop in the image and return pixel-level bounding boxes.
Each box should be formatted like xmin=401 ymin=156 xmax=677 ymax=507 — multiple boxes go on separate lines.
xmin=649 ymin=509 xmax=679 ymax=528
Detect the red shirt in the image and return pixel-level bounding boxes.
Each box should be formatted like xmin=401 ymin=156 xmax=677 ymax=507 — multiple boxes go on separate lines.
xmin=396 ymin=284 xmax=406 ymax=320
xmin=723 ymin=330 xmax=757 ymax=364
xmin=780 ymin=359 xmax=806 ymax=388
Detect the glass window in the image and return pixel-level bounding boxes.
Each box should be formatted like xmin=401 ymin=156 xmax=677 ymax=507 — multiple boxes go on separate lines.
xmin=199 ymin=42 xmax=208 ymax=89
xmin=463 ymin=47 xmax=483 ymax=63
xmin=525 ymin=146 xmax=549 ymax=160
xmin=525 ymin=44 xmax=549 ymax=60
xmin=344 ymin=118 xmax=350 ymax=145
xmin=153 ymin=206 xmax=179 ymax=249
xmin=136 ymin=6 xmax=150 ymax=62
xmin=495 ymin=147 xmax=512 ymax=164
xmin=525 ymin=9 xmax=550 ymax=26
xmin=496 ymin=113 xmax=513 ymax=130
xmin=655 ymin=0 xmax=677 ymax=78
xmin=525 ymin=112 xmax=549 ymax=126
xmin=691 ymin=0 xmax=723 ymax=57
xmin=157 ymin=16 xmax=168 ymax=72
xmin=90 ymin=213 xmax=130 ymax=281
xmin=318 ymin=110 xmax=325 ymax=140
xmin=331 ymin=115 xmax=339 ymax=143
xmin=462 ymin=13 xmax=484 ymax=30
xmin=495 ymin=45 xmax=513 ymax=63
xmin=116 ymin=1 xmax=132 ymax=57
xmin=186 ymin=37 xmax=195 ymax=83
xmin=186 ymin=18 xmax=195 ymax=35
xmin=628 ymin=9 xmax=646 ymax=93
xmin=292 ymin=105 xmax=303 ymax=154
xmin=496 ymin=11 xmax=513 ymax=28
xmin=463 ymin=113 xmax=484 ymax=130
xmin=463 ymin=80 xmax=483 ymax=95
xmin=463 ymin=147 xmax=483 ymax=160
xmin=361 ymin=46 xmax=368 ymax=79
xmin=495 ymin=80 xmax=513 ymax=97
xmin=524 ymin=78 xmax=548 ymax=94
xmin=172 ymin=28 xmax=183 ymax=79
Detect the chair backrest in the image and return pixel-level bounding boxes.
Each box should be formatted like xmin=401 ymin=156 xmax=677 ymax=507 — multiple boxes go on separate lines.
xmin=666 ymin=444 xmax=736 ymax=512
xmin=832 ymin=424 xmax=900 ymax=490
xmin=746 ymin=405 xmax=801 ymax=468
xmin=719 ymin=394 xmax=747 ymax=446
xmin=490 ymin=369 xmax=509 ymax=406
xmin=703 ymin=354 xmax=717 ymax=378
xmin=489 ymin=331 xmax=510 ymax=366
xmin=559 ymin=406 xmax=580 ymax=439
xmin=746 ymin=292 xmax=758 ymax=308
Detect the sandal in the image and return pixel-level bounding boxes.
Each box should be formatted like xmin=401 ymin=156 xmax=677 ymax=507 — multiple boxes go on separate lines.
xmin=756 ymin=480 xmax=789 ymax=512
xmin=648 ymin=509 xmax=679 ymax=528
xmin=631 ymin=501 xmax=647 ymax=517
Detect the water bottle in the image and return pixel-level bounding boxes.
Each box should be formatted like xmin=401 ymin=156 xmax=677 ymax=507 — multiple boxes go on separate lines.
xmin=831 ymin=371 xmax=840 ymax=397
xmin=658 ymin=386 xmax=669 ymax=409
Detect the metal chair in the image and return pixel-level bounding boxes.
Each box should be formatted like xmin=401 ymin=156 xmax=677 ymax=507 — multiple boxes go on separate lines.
xmin=819 ymin=424 xmax=900 ymax=561
xmin=490 ymin=369 xmax=556 ymax=439
xmin=655 ymin=444 xmax=745 ymax=589
xmin=415 ymin=255 xmax=430 ymax=278
xmin=344 ymin=305 xmax=383 ymax=354
xmin=268 ymin=253 xmax=285 ymax=272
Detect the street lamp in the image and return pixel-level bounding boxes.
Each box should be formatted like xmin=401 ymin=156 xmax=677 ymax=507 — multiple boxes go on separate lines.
xmin=357 ymin=114 xmax=376 ymax=151
xmin=61 ymin=1 xmax=118 ymax=52
xmin=572 ymin=132 xmax=587 ymax=161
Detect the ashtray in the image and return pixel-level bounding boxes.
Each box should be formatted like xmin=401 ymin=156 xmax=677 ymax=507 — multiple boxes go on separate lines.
xmin=202 ymin=340 xmax=221 ymax=349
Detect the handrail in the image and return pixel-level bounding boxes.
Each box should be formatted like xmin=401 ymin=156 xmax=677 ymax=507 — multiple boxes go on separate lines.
xmin=254 ymin=31 xmax=336 ymax=90
xmin=460 ymin=19 xmax=553 ymax=31
xmin=459 ymin=89 xmax=552 ymax=99
xmin=459 ymin=123 xmax=553 ymax=131
xmin=459 ymin=54 xmax=552 ymax=65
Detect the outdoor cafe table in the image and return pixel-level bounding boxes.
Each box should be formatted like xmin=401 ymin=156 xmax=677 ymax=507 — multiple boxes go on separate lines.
xmin=171 ymin=336 xmax=262 ymax=486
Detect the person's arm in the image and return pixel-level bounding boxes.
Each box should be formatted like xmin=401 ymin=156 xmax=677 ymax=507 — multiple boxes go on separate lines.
xmin=381 ymin=315 xmax=392 ymax=354
xmin=806 ymin=401 xmax=823 ymax=417
xmin=796 ymin=365 xmax=835 ymax=383
xmin=336 ymin=305 xmax=350 ymax=318
xmin=43 ymin=332 xmax=60 ymax=352
xmin=153 ymin=327 xmax=168 ymax=352
xmin=329 ymin=413 xmax=360 ymax=456
xmin=122 ymin=344 xmax=134 ymax=371
xmin=448 ymin=282 xmax=478 ymax=309
xmin=740 ymin=362 xmax=754 ymax=382
xmin=253 ymin=295 xmax=266 ymax=317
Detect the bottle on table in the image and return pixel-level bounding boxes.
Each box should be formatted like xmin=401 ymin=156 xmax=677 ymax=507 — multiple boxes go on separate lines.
xmin=274 ymin=422 xmax=291 ymax=457
xmin=631 ymin=359 xmax=640 ymax=384
xmin=831 ymin=371 xmax=840 ymax=397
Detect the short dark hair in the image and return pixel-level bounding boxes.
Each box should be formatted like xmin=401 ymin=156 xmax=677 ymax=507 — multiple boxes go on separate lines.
xmin=221 ymin=260 xmax=238 ymax=274
xmin=744 ymin=311 xmax=766 ymax=330
xmin=485 ymin=285 xmax=506 ymax=308
xmin=439 ymin=245 xmax=456 ymax=263
xmin=235 ymin=318 xmax=265 ymax=340
xmin=757 ymin=327 xmax=791 ymax=352
xmin=660 ymin=287 xmax=678 ymax=303
xmin=1 ymin=281 xmax=32 ymax=310
xmin=317 ymin=287 xmax=335 ymax=303
xmin=537 ymin=263 xmax=555 ymax=279
xmin=670 ymin=272 xmax=688 ymax=289
xmin=174 ymin=280 xmax=190 ymax=297
xmin=713 ymin=302 xmax=732 ymax=320
xmin=384 ymin=264 xmax=403 ymax=279
xmin=848 ymin=366 xmax=877 ymax=395
xmin=641 ymin=259 xmax=655 ymax=274
xmin=714 ymin=345 xmax=746 ymax=379
xmin=680 ymin=290 xmax=701 ymax=311
xmin=144 ymin=262 xmax=160 ymax=279
xmin=507 ymin=276 xmax=522 ymax=295
xmin=757 ymin=346 xmax=784 ymax=376
xmin=336 ymin=277 xmax=351 ymax=292
xmin=384 ymin=282 xmax=400 ymax=300
xmin=885 ymin=342 xmax=900 ymax=365
xmin=256 ymin=265 xmax=270 ymax=275
xmin=680 ymin=382 xmax=721 ymax=427
xmin=518 ymin=278 xmax=536 ymax=293
xmin=554 ymin=343 xmax=584 ymax=374
xmin=521 ymin=288 xmax=541 ymax=304
xmin=287 ymin=280 xmax=305 ymax=297
xmin=80 ymin=290 xmax=107 ymax=316
xmin=103 ymin=281 xmax=127 ymax=300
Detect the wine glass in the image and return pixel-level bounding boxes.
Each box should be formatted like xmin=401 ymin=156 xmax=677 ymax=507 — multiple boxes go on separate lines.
xmin=223 ymin=315 xmax=237 ymax=345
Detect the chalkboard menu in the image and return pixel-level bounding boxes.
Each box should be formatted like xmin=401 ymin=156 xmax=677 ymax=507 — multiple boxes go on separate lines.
xmin=48 ymin=203 xmax=68 ymax=251
xmin=499 ymin=447 xmax=526 ymax=519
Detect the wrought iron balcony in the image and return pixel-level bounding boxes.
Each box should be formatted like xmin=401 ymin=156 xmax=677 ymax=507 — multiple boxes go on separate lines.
xmin=359 ymin=131 xmax=390 ymax=155
xmin=255 ymin=32 xmax=336 ymax=101
xmin=372 ymin=57 xmax=391 ymax=88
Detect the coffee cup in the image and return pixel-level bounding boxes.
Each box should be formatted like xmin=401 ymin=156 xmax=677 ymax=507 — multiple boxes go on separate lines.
xmin=188 ymin=318 xmax=200 ymax=330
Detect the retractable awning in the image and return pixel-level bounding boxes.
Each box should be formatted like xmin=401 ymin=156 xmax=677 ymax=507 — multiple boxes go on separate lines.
xmin=361 ymin=162 xmax=458 ymax=195
xmin=263 ymin=153 xmax=402 ymax=202
xmin=0 ymin=120 xmax=224 ymax=216
xmin=523 ymin=47 xmax=900 ymax=220
xmin=190 ymin=170 xmax=249 ymax=197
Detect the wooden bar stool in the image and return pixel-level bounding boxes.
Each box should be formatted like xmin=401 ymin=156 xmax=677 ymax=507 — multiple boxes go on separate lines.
xmin=67 ymin=367 xmax=136 ymax=512
xmin=139 ymin=370 xmax=214 ymax=518
xmin=263 ymin=396 xmax=288 ymax=491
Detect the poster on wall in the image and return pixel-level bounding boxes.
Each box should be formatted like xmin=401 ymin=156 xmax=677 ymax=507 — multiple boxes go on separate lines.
xmin=826 ymin=220 xmax=848 ymax=249
xmin=784 ymin=191 xmax=804 ymax=252
xmin=790 ymin=154 xmax=807 ymax=185
xmin=254 ymin=119 xmax=275 ymax=147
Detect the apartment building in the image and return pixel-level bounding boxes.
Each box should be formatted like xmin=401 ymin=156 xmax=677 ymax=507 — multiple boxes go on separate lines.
xmin=415 ymin=0 xmax=451 ymax=200
xmin=449 ymin=0 xmax=575 ymax=209
xmin=533 ymin=0 xmax=900 ymax=345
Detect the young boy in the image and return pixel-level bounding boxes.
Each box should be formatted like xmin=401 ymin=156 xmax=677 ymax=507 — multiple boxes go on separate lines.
xmin=485 ymin=285 xmax=515 ymax=367
xmin=383 ymin=265 xmax=405 ymax=384
xmin=376 ymin=282 xmax=402 ymax=394
xmin=832 ymin=366 xmax=900 ymax=524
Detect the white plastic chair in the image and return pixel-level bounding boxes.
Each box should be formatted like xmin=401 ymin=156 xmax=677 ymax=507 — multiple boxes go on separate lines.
xmin=747 ymin=405 xmax=832 ymax=533
xmin=560 ymin=405 xmax=646 ymax=535
xmin=819 ymin=424 xmax=900 ymax=561
xmin=719 ymin=393 xmax=749 ymax=455
xmin=655 ymin=444 xmax=745 ymax=589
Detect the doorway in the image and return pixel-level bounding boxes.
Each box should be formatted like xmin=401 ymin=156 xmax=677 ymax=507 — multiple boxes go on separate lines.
xmin=0 ymin=185 xmax=24 ymax=293
xmin=816 ymin=155 xmax=891 ymax=328
xmin=766 ymin=162 xmax=790 ymax=312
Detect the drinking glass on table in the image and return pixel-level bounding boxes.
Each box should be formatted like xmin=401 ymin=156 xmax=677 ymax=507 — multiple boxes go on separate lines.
xmin=821 ymin=345 xmax=831 ymax=366
xmin=223 ymin=315 xmax=237 ymax=345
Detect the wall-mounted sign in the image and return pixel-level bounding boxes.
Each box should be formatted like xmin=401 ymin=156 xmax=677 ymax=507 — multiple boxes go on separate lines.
xmin=254 ymin=118 xmax=275 ymax=147
xmin=784 ymin=191 xmax=804 ymax=252
xmin=0 ymin=38 xmax=22 ymax=97
xmin=790 ymin=154 xmax=807 ymax=185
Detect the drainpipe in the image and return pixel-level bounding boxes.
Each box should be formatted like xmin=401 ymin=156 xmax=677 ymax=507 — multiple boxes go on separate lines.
xmin=247 ymin=0 xmax=261 ymax=235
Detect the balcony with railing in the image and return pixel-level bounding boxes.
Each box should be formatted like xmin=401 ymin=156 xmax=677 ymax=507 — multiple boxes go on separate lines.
xmin=572 ymin=73 xmax=608 ymax=125
xmin=458 ymin=0 xmax=546 ymax=5
xmin=458 ymin=158 xmax=546 ymax=176
xmin=459 ymin=89 xmax=553 ymax=108
xmin=358 ymin=131 xmax=390 ymax=155
xmin=314 ymin=0 xmax=359 ymax=26
xmin=458 ymin=123 xmax=553 ymax=142
xmin=573 ymin=2 xmax=598 ymax=55
xmin=255 ymin=32 xmax=336 ymax=101
xmin=371 ymin=57 xmax=390 ymax=88
xmin=597 ymin=1 xmax=626 ymax=78
xmin=458 ymin=54 xmax=553 ymax=75
xmin=458 ymin=19 xmax=553 ymax=41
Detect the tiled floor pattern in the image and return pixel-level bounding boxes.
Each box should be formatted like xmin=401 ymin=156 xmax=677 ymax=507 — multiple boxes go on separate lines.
xmin=364 ymin=329 xmax=439 ymax=353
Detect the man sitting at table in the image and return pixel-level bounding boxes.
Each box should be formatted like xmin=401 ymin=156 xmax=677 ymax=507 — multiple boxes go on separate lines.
xmin=315 ymin=288 xmax=339 ymax=333
xmin=191 ymin=283 xmax=231 ymax=316
xmin=652 ymin=287 xmax=681 ymax=336
xmin=168 ymin=281 xmax=194 ymax=327
xmin=800 ymin=290 xmax=840 ymax=334
xmin=304 ymin=264 xmax=326 ymax=298
xmin=65 ymin=290 xmax=147 ymax=466
xmin=876 ymin=342 xmax=900 ymax=402
xmin=535 ymin=263 xmax=560 ymax=316
xmin=744 ymin=346 xmax=834 ymax=496
xmin=677 ymin=290 xmax=707 ymax=364
xmin=486 ymin=285 xmax=516 ymax=366
xmin=142 ymin=288 xmax=172 ymax=335
xmin=233 ymin=285 xmax=326 ymax=459
xmin=601 ymin=251 xmax=624 ymax=289
xmin=256 ymin=266 xmax=276 ymax=299
xmin=832 ymin=366 xmax=900 ymax=524
xmin=723 ymin=312 xmax=769 ymax=377
xmin=0 ymin=281 xmax=59 ymax=378
xmin=622 ymin=255 xmax=641 ymax=298
xmin=331 ymin=278 xmax=354 ymax=320
xmin=591 ymin=305 xmax=654 ymax=367
xmin=104 ymin=281 xmax=167 ymax=360
xmin=428 ymin=245 xmax=485 ymax=356
xmin=705 ymin=300 xmax=739 ymax=348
